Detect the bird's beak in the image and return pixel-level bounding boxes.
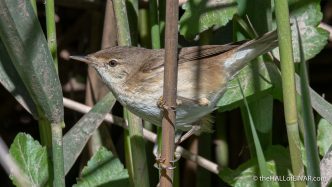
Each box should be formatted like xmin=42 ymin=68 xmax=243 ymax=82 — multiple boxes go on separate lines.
xmin=69 ymin=56 xmax=92 ymax=64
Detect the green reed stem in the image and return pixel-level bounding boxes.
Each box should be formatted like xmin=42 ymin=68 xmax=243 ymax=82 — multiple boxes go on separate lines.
xmin=113 ymin=1 xmax=150 ymax=186
xmin=44 ymin=1 xmax=65 ymax=186
xmin=45 ymin=0 xmax=58 ymax=71
xmin=149 ymin=0 xmax=161 ymax=49
xmin=274 ymin=1 xmax=305 ymax=186
xmin=113 ymin=0 xmax=132 ymax=46
xmin=51 ymin=122 xmax=65 ymax=187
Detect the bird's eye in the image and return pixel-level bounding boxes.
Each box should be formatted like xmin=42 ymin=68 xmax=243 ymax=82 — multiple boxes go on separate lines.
xmin=108 ymin=59 xmax=118 ymax=67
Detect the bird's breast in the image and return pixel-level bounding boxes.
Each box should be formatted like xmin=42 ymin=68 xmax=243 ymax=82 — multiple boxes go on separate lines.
xmin=111 ymin=58 xmax=229 ymax=129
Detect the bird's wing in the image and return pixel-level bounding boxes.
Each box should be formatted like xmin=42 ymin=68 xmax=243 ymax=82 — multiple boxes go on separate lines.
xmin=139 ymin=50 xmax=164 ymax=73
xmin=140 ymin=43 xmax=245 ymax=73
xmin=178 ymin=44 xmax=242 ymax=63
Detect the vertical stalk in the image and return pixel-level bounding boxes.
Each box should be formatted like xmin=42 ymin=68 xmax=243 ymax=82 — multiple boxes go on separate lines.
xmin=37 ymin=112 xmax=53 ymax=187
xmin=138 ymin=9 xmax=151 ymax=48
xmin=113 ymin=0 xmax=134 ymax=183
xmin=149 ymin=0 xmax=161 ymax=49
xmin=51 ymin=122 xmax=65 ymax=187
xmin=113 ymin=0 xmax=131 ymax=46
xmin=149 ymin=0 xmax=165 ymax=170
xmin=149 ymin=0 xmax=164 ymax=161
xmin=123 ymin=117 xmax=134 ymax=187
xmin=274 ymin=0 xmax=305 ymax=186
xmin=160 ymin=0 xmax=179 ymax=186
xmin=40 ymin=116 xmax=65 ymax=187
xmin=45 ymin=1 xmax=64 ymax=186
xmin=113 ymin=1 xmax=150 ymax=186
xmin=45 ymin=0 xmax=58 ymax=71
xmin=127 ymin=112 xmax=150 ymax=187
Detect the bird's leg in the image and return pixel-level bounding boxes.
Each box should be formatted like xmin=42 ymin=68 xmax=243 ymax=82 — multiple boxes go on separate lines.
xmin=175 ymin=122 xmax=206 ymax=146
xmin=154 ymin=153 xmax=176 ymax=170
xmin=175 ymin=125 xmax=200 ymax=145
xmin=175 ymin=115 xmax=214 ymax=144
xmin=153 ymin=131 xmax=182 ymax=170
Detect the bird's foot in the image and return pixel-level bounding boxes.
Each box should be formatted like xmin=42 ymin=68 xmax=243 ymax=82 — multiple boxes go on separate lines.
xmin=154 ymin=154 xmax=176 ymax=170
xmin=157 ymin=96 xmax=176 ymax=112
xmin=170 ymin=152 xmax=181 ymax=164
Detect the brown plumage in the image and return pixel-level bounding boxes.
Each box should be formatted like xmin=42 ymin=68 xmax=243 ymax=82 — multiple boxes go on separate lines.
xmin=70 ymin=30 xmax=278 ymax=132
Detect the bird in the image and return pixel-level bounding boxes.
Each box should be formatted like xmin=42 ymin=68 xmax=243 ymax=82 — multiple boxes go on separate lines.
xmin=70 ymin=30 xmax=278 ymax=137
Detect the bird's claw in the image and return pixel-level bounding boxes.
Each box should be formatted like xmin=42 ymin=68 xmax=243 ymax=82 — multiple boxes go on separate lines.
xmin=157 ymin=96 xmax=176 ymax=111
xmin=154 ymin=156 xmax=175 ymax=170
xmin=154 ymin=152 xmax=181 ymax=170
xmin=170 ymin=152 xmax=181 ymax=164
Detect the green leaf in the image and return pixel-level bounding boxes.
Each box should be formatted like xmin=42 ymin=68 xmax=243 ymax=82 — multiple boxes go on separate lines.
xmin=74 ymin=147 xmax=129 ymax=187
xmin=9 ymin=133 xmax=48 ymax=187
xmin=248 ymin=95 xmax=273 ymax=134
xmin=238 ymin=79 xmax=269 ymax=186
xmin=179 ymin=0 xmax=238 ymax=40
xmin=0 ymin=0 xmax=63 ymax=123
xmin=63 ymin=93 xmax=116 ymax=174
xmin=272 ymin=0 xmax=329 ymax=62
xmin=216 ymin=59 xmax=332 ymax=127
xmin=217 ymin=62 xmax=281 ymax=111
xmin=317 ymin=119 xmax=332 ymax=156
xmin=294 ymin=73 xmax=332 ymax=126
xmin=0 ymin=40 xmax=37 ymax=117
xmin=296 ymin=19 xmax=321 ymax=184
xmin=219 ymin=145 xmax=293 ymax=187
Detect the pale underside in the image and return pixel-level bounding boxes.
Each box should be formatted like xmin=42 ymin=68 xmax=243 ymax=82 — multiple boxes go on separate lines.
xmin=112 ymin=53 xmax=230 ymax=131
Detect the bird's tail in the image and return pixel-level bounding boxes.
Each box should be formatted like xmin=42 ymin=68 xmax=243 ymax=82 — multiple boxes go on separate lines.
xmin=224 ymin=30 xmax=278 ymax=78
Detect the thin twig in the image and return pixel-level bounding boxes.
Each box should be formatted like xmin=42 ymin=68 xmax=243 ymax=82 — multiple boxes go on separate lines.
xmin=62 ymin=97 xmax=220 ymax=174
xmin=319 ymin=22 xmax=332 ymax=41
